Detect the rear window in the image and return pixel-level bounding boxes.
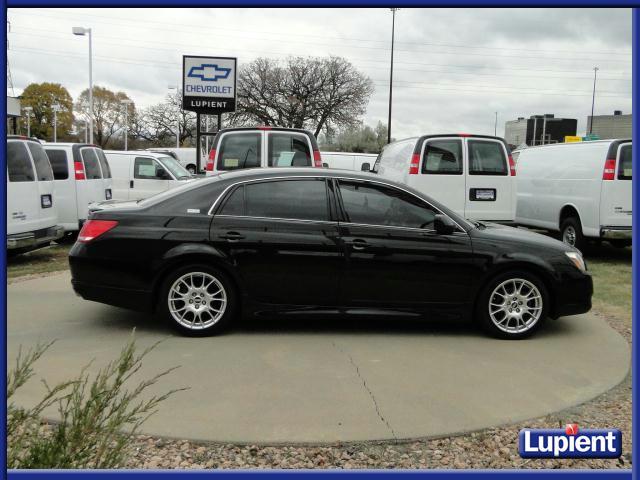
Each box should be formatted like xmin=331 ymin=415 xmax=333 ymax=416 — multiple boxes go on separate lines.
xmin=268 ymin=133 xmax=311 ymax=167
xmin=217 ymin=133 xmax=261 ymax=171
xmin=219 ymin=186 xmax=245 ymax=216
xmin=81 ymin=148 xmax=103 ymax=179
xmin=7 ymin=141 xmax=35 ymax=182
xmin=618 ymin=144 xmax=632 ymax=180
xmin=422 ymin=139 xmax=463 ymax=174
xmin=468 ymin=140 xmax=508 ymax=176
xmin=45 ymin=149 xmax=69 ymax=180
xmin=27 ymin=142 xmax=54 ymax=181
xmin=96 ymin=149 xmax=112 ymax=179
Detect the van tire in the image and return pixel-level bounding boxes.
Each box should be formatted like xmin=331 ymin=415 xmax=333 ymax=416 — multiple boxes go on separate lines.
xmin=610 ymin=239 xmax=631 ymax=249
xmin=560 ymin=216 xmax=585 ymax=252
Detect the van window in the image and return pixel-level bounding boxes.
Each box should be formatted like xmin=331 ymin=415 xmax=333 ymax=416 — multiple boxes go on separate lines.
xmin=468 ymin=140 xmax=508 ymax=176
xmin=27 ymin=143 xmax=54 ymax=181
xmin=217 ymin=133 xmax=261 ymax=170
xmin=134 ymin=157 xmax=163 ymax=179
xmin=7 ymin=142 xmax=35 ymax=182
xmin=618 ymin=144 xmax=632 ymax=180
xmin=96 ymin=149 xmax=112 ymax=179
xmin=45 ymin=150 xmax=69 ymax=180
xmin=422 ymin=140 xmax=463 ymax=174
xmin=268 ymin=133 xmax=311 ymax=167
xmin=219 ymin=186 xmax=245 ymax=216
xmin=81 ymin=148 xmax=103 ymax=179
xmin=245 ymin=179 xmax=328 ymax=221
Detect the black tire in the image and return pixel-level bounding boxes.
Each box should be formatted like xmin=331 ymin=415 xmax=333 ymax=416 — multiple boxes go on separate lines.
xmin=477 ymin=270 xmax=549 ymax=340
xmin=609 ymin=239 xmax=631 ymax=249
xmin=57 ymin=232 xmax=78 ymax=245
xmin=560 ymin=216 xmax=585 ymax=252
xmin=158 ymin=264 xmax=237 ymax=337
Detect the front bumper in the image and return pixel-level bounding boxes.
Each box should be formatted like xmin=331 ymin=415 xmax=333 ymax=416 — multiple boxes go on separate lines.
xmin=551 ymin=272 xmax=593 ymax=319
xmin=601 ymin=226 xmax=632 ymax=240
xmin=7 ymin=225 xmax=64 ymax=250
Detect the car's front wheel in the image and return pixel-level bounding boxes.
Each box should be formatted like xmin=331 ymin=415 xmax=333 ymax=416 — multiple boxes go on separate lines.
xmin=158 ymin=265 xmax=237 ymax=336
xmin=478 ymin=271 xmax=548 ymax=339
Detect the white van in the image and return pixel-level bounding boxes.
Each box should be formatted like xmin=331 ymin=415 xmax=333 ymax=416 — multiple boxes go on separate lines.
xmin=147 ymin=148 xmax=198 ymax=174
xmin=514 ymin=139 xmax=632 ymax=250
xmin=104 ymin=150 xmax=193 ymax=200
xmin=43 ymin=143 xmax=113 ymax=234
xmin=7 ymin=136 xmax=64 ymax=254
xmin=320 ymin=151 xmax=378 ymax=172
xmin=373 ymin=134 xmax=516 ymax=222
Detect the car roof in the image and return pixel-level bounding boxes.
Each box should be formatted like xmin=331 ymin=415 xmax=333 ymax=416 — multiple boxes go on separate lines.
xmin=103 ymin=150 xmax=174 ymax=158
xmin=209 ymin=167 xmax=380 ymax=183
xmin=513 ymin=138 xmax=632 ymax=152
xmin=7 ymin=135 xmax=42 ymax=143
xmin=217 ymin=126 xmax=314 ymax=135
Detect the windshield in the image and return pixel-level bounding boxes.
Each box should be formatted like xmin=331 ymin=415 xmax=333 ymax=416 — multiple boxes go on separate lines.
xmin=158 ymin=156 xmax=192 ymax=179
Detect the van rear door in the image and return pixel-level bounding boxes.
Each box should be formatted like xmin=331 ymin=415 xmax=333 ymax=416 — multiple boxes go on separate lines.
xmin=600 ymin=141 xmax=632 ymax=229
xmin=464 ymin=138 xmax=514 ymax=222
xmin=26 ymin=141 xmax=57 ymax=231
xmin=6 ymin=141 xmax=42 ymax=236
xmin=266 ymin=131 xmax=314 ymax=168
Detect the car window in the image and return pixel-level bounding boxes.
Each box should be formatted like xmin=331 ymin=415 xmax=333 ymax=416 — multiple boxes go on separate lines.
xmin=468 ymin=140 xmax=508 ymax=175
xmin=45 ymin=149 xmax=69 ymax=180
xmin=339 ymin=180 xmax=439 ymax=229
xmin=422 ymin=139 xmax=463 ymax=174
xmin=268 ymin=133 xmax=311 ymax=167
xmin=218 ymin=186 xmax=245 ymax=216
xmin=618 ymin=144 xmax=632 ymax=180
xmin=159 ymin=156 xmax=191 ymax=179
xmin=96 ymin=149 xmax=112 ymax=179
xmin=27 ymin=142 xmax=54 ymax=181
xmin=81 ymin=148 xmax=103 ymax=179
xmin=217 ymin=133 xmax=261 ymax=170
xmin=7 ymin=142 xmax=35 ymax=182
xmin=134 ymin=157 xmax=163 ymax=180
xmin=245 ymin=179 xmax=328 ymax=221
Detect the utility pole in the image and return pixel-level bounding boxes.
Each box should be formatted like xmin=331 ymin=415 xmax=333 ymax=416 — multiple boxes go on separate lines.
xmin=589 ymin=66 xmax=599 ymax=134
xmin=52 ymin=104 xmax=61 ymax=142
xmin=120 ymin=99 xmax=133 ymax=150
xmin=494 ymin=112 xmax=498 ymax=136
xmin=387 ymin=8 xmax=399 ymax=144
xmin=23 ymin=106 xmax=32 ymax=137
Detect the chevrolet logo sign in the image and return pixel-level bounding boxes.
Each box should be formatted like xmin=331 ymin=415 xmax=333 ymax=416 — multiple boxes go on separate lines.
xmin=187 ymin=64 xmax=232 ymax=82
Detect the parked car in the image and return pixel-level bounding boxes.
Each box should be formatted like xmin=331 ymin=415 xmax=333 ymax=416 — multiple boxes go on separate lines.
xmin=69 ymin=168 xmax=591 ymax=339
xmin=43 ymin=143 xmax=113 ymax=236
xmin=205 ymin=127 xmax=322 ymax=175
xmin=104 ymin=150 xmax=193 ymax=200
xmin=7 ymin=136 xmax=63 ymax=254
xmin=321 ymin=151 xmax=378 ymax=171
xmin=372 ymin=134 xmax=516 ymax=223
xmin=147 ymin=148 xmax=198 ymax=175
xmin=514 ymin=139 xmax=632 ymax=251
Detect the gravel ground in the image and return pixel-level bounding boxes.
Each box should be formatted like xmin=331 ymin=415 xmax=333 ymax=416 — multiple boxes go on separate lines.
xmin=125 ymin=308 xmax=632 ymax=470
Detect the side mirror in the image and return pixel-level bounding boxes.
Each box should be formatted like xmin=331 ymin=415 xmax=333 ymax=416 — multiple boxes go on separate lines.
xmin=434 ymin=214 xmax=456 ymax=235
xmin=156 ymin=167 xmax=169 ymax=179
xmin=361 ymin=162 xmax=371 ymax=172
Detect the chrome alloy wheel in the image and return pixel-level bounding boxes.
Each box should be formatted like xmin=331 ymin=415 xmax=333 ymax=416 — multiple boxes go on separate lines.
xmin=562 ymin=226 xmax=577 ymax=246
xmin=168 ymin=272 xmax=227 ymax=330
xmin=488 ymin=278 xmax=543 ymax=334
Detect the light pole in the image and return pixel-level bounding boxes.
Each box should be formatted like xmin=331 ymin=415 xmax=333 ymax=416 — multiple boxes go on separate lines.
xmin=23 ymin=106 xmax=32 ymax=137
xmin=52 ymin=104 xmax=61 ymax=142
xmin=84 ymin=119 xmax=88 ymax=143
xmin=494 ymin=112 xmax=498 ymax=136
xmin=168 ymin=84 xmax=180 ymax=148
xmin=387 ymin=8 xmax=399 ymax=144
xmin=73 ymin=26 xmax=93 ymax=144
xmin=120 ymin=99 xmax=133 ymax=150
xmin=589 ymin=66 xmax=599 ymax=135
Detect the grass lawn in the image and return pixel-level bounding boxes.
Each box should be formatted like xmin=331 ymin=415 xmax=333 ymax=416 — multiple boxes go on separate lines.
xmin=7 ymin=243 xmax=71 ymax=279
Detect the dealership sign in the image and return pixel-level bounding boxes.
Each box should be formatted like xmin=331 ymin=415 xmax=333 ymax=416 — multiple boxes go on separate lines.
xmin=519 ymin=425 xmax=622 ymax=459
xmin=182 ymin=55 xmax=237 ymax=114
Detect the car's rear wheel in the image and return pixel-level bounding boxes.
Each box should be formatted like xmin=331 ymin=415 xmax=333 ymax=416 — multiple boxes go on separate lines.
xmin=560 ymin=216 xmax=585 ymax=252
xmin=478 ymin=271 xmax=548 ymax=339
xmin=159 ymin=265 xmax=236 ymax=336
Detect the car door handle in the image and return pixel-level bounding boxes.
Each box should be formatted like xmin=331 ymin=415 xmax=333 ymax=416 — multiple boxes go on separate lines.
xmin=130 ymin=180 xmax=134 ymax=188
xmin=347 ymin=238 xmax=368 ymax=250
xmin=219 ymin=231 xmax=245 ymax=242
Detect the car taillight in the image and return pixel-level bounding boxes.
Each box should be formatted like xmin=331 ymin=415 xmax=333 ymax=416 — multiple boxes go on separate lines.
xmin=508 ymin=155 xmax=516 ymax=176
xmin=74 ymin=161 xmax=86 ymax=180
xmin=313 ymin=150 xmax=322 ymax=167
xmin=206 ymin=149 xmax=216 ymax=171
xmin=77 ymin=220 xmax=118 ymax=243
xmin=409 ymin=153 xmax=420 ymax=175
xmin=257 ymin=125 xmax=272 ymax=130
xmin=603 ymin=158 xmax=616 ymax=180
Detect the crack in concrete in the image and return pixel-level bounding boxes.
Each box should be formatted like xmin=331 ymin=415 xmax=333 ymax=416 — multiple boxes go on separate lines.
xmin=332 ymin=341 xmax=398 ymax=443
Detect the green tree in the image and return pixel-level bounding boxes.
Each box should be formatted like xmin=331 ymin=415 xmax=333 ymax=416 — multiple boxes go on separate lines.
xmin=20 ymin=83 xmax=74 ymax=141
xmin=320 ymin=121 xmax=390 ymax=153
xmin=75 ymin=86 xmax=134 ymax=148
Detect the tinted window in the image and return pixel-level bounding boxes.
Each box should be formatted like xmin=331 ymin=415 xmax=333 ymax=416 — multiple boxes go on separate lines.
xmin=245 ymin=180 xmax=328 ymax=221
xmin=618 ymin=144 xmax=632 ymax=180
xmin=27 ymin=142 xmax=54 ymax=181
xmin=96 ymin=149 xmax=112 ymax=178
xmin=268 ymin=133 xmax=311 ymax=167
xmin=7 ymin=142 xmax=35 ymax=182
xmin=339 ymin=181 xmax=438 ymax=229
xmin=219 ymin=186 xmax=245 ymax=216
xmin=81 ymin=148 xmax=103 ymax=179
xmin=134 ymin=157 xmax=162 ymax=179
xmin=422 ymin=140 xmax=463 ymax=174
xmin=45 ymin=149 xmax=69 ymax=180
xmin=217 ymin=133 xmax=261 ymax=170
xmin=468 ymin=140 xmax=507 ymax=175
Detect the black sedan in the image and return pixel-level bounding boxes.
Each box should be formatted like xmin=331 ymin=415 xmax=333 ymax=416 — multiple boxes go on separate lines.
xmin=69 ymin=168 xmax=592 ymax=339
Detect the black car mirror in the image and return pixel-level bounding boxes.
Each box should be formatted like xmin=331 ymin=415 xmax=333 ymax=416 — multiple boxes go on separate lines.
xmin=156 ymin=167 xmax=169 ymax=179
xmin=361 ymin=162 xmax=370 ymax=172
xmin=434 ymin=214 xmax=456 ymax=235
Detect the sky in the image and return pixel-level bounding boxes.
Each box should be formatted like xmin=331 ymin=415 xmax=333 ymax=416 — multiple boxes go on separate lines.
xmin=6 ymin=7 xmax=633 ymax=138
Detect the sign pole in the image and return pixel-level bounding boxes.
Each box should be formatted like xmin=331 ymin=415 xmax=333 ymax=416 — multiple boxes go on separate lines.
xmin=196 ymin=112 xmax=201 ymax=173
xmin=218 ymin=113 xmax=222 ymax=132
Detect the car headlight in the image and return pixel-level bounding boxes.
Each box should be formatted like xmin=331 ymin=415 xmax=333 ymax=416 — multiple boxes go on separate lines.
xmin=565 ymin=251 xmax=586 ymax=272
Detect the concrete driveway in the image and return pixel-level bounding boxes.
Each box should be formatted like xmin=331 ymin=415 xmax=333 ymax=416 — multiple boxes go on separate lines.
xmin=8 ymin=272 xmax=630 ymax=444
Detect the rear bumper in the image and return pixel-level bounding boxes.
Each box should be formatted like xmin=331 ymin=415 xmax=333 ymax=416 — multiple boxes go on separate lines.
xmin=7 ymin=225 xmax=64 ymax=249
xmin=600 ymin=226 xmax=632 ymax=240
xmin=71 ymin=279 xmax=153 ymax=312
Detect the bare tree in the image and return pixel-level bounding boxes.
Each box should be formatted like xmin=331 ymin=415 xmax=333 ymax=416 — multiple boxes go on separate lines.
xmin=75 ymin=86 xmax=134 ymax=148
xmin=132 ymin=91 xmax=197 ymax=147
